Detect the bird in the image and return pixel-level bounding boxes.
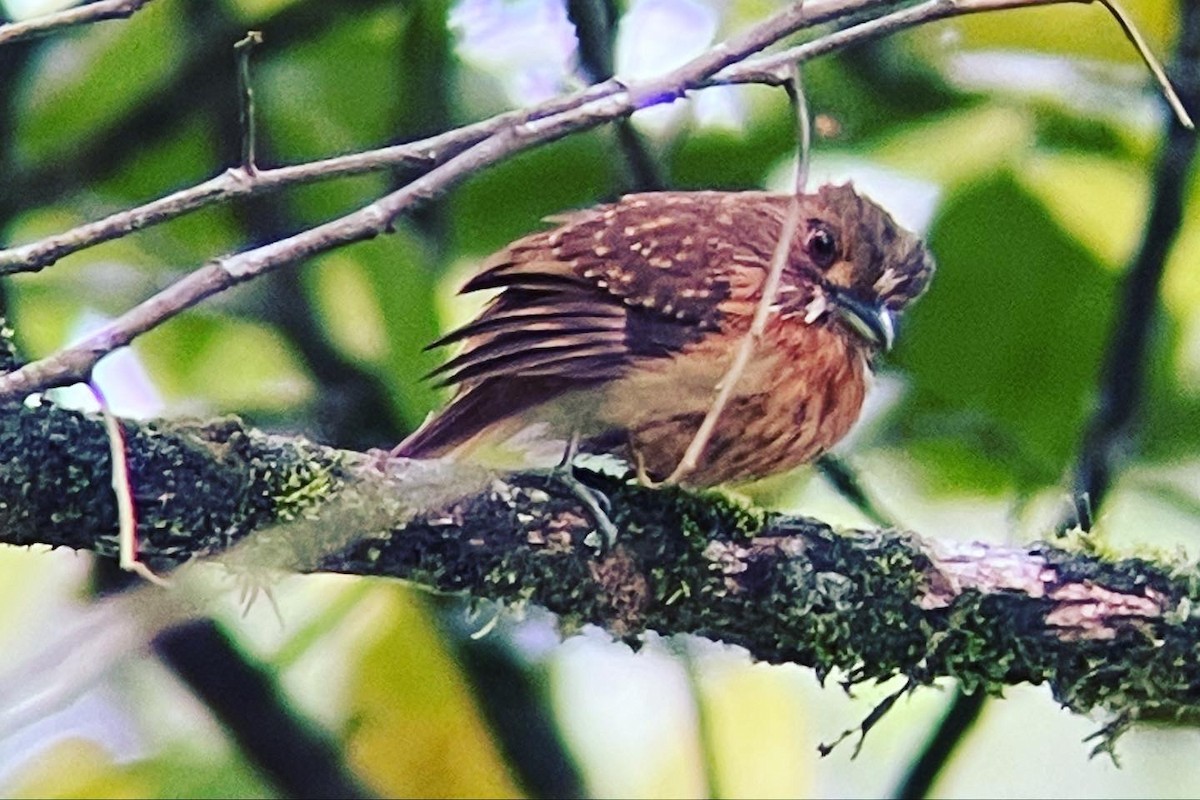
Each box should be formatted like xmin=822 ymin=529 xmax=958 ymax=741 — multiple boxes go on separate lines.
xmin=393 ymin=184 xmax=934 ymax=488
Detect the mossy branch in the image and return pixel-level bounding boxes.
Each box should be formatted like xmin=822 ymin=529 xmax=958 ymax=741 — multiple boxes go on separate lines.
xmin=2 ymin=400 xmax=1197 ymax=753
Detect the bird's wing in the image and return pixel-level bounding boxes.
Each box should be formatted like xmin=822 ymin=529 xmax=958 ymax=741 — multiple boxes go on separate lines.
xmin=431 ymin=192 xmax=774 ymax=386
xmin=467 ymin=192 xmax=769 ymax=327
xmin=394 ymin=192 xmax=785 ymax=458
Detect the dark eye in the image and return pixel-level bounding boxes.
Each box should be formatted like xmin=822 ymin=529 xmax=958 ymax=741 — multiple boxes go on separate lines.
xmin=805 ymin=224 xmax=839 ymax=269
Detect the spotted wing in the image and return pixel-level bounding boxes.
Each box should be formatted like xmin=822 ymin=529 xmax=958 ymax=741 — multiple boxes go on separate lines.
xmin=394 ymin=192 xmax=770 ymax=458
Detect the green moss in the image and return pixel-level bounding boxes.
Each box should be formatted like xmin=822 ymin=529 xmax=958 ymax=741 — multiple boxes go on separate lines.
xmin=264 ymin=447 xmax=343 ymax=522
xmin=0 ymin=318 xmax=19 ymax=372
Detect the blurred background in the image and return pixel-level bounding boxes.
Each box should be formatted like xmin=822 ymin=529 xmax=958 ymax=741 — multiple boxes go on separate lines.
xmin=0 ymin=0 xmax=1198 ymax=796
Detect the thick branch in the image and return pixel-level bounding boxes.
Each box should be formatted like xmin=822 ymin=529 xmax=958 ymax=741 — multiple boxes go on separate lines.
xmin=1 ymin=401 xmax=1195 ymax=752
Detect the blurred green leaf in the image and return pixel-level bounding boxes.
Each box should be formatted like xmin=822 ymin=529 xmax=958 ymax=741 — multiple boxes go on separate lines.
xmin=307 ymin=251 xmax=389 ymax=364
xmin=8 ymin=739 xmax=270 ymax=799
xmin=697 ymin=662 xmax=809 ymax=797
xmin=345 ymin=588 xmax=521 ymax=798
xmin=221 ymin=0 xmax=305 ymax=22
xmin=670 ymin=111 xmax=797 ymax=190
xmin=914 ymin=0 xmax=1176 ymax=64
xmin=259 ymin=6 xmax=402 ymax=160
xmin=346 ymin=230 xmax=443 ymax=428
xmin=13 ymin=1 xmax=185 ymax=166
xmin=1021 ymin=150 xmax=1148 ymax=267
xmin=873 ymin=105 xmax=1033 ymax=186
xmin=137 ymin=312 xmax=313 ymax=413
xmin=450 ymin=132 xmax=614 ymax=257
xmin=891 ymin=170 xmax=1117 ymax=493
xmin=258 ymin=6 xmax=401 ymax=222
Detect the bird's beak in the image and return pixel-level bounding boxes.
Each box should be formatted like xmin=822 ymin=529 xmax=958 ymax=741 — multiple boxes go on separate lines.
xmin=831 ymin=290 xmax=895 ymax=351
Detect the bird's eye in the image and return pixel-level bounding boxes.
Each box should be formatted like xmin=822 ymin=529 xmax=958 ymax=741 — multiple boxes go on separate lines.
xmin=805 ymin=224 xmax=839 ymax=269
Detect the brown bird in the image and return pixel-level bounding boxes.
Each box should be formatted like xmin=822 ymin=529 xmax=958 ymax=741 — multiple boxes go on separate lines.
xmin=394 ymin=184 xmax=934 ymax=487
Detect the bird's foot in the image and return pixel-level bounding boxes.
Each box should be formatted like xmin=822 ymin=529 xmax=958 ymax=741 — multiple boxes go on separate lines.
xmin=531 ymin=436 xmax=619 ymax=551
xmin=633 ymin=450 xmax=666 ymax=488
xmin=551 ymin=466 xmax=619 ymax=551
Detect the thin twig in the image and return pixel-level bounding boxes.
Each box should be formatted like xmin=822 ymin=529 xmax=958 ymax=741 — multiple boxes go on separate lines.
xmin=1099 ymin=0 xmax=1194 ymax=129
xmin=0 ymin=116 xmax=506 ymax=275
xmin=713 ymin=0 xmax=1193 ymax=129
xmin=90 ymin=383 xmax=169 ymax=586
xmin=622 ymin=0 xmax=845 ymax=109
xmin=663 ymin=64 xmax=808 ymax=483
xmin=566 ymin=0 xmax=666 ymax=191
xmin=787 ymin=63 xmax=811 ymax=193
xmin=0 ymin=0 xmax=155 ymax=46
xmin=234 ymin=30 xmax=263 ymax=174
xmin=666 ymin=197 xmax=804 ymax=483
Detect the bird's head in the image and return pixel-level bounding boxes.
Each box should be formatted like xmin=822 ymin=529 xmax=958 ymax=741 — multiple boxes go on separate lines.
xmin=791 ymin=183 xmax=935 ymax=351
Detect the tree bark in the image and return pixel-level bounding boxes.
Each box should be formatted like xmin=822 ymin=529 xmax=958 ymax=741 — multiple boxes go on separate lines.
xmin=2 ymin=400 xmax=1194 ymax=755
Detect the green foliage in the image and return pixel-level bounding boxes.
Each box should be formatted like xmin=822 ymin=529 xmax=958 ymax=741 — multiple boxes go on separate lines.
xmin=895 ymin=171 xmax=1117 ymax=493
xmin=344 ymin=588 xmax=521 ymax=798
xmin=450 ymin=133 xmax=617 ymax=253
xmin=6 ymin=739 xmax=271 ymax=799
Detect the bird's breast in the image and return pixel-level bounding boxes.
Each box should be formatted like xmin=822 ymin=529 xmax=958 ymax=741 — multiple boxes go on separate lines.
xmin=604 ymin=318 xmax=869 ymax=486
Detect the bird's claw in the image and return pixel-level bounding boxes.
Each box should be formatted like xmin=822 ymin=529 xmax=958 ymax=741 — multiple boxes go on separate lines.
xmin=537 ymin=461 xmax=619 ymax=552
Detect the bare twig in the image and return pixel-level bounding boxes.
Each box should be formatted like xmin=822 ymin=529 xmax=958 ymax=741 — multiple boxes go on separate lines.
xmin=666 ymin=198 xmax=803 ymax=484
xmin=233 ymin=30 xmax=263 ymax=174
xmin=1099 ymin=0 xmax=1193 ymax=128
xmin=0 ymin=116 xmax=506 ymax=275
xmin=566 ymin=0 xmax=665 ymax=192
xmin=713 ymin=0 xmax=1193 ymax=129
xmin=91 ymin=384 xmax=168 ymax=586
xmin=788 ymin=63 xmax=811 ymax=193
xmin=0 ymin=0 xmax=155 ymax=46
xmin=893 ymin=691 xmax=986 ymax=799
xmin=665 ymin=65 xmax=807 ymax=484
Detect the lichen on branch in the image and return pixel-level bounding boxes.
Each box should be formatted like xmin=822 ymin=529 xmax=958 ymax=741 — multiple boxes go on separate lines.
xmin=0 ymin=400 xmax=1196 ymax=754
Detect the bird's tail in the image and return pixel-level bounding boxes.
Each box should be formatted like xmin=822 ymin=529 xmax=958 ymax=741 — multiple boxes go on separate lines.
xmin=390 ymin=397 xmax=477 ymax=459
xmin=393 ymin=378 xmax=580 ymax=462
